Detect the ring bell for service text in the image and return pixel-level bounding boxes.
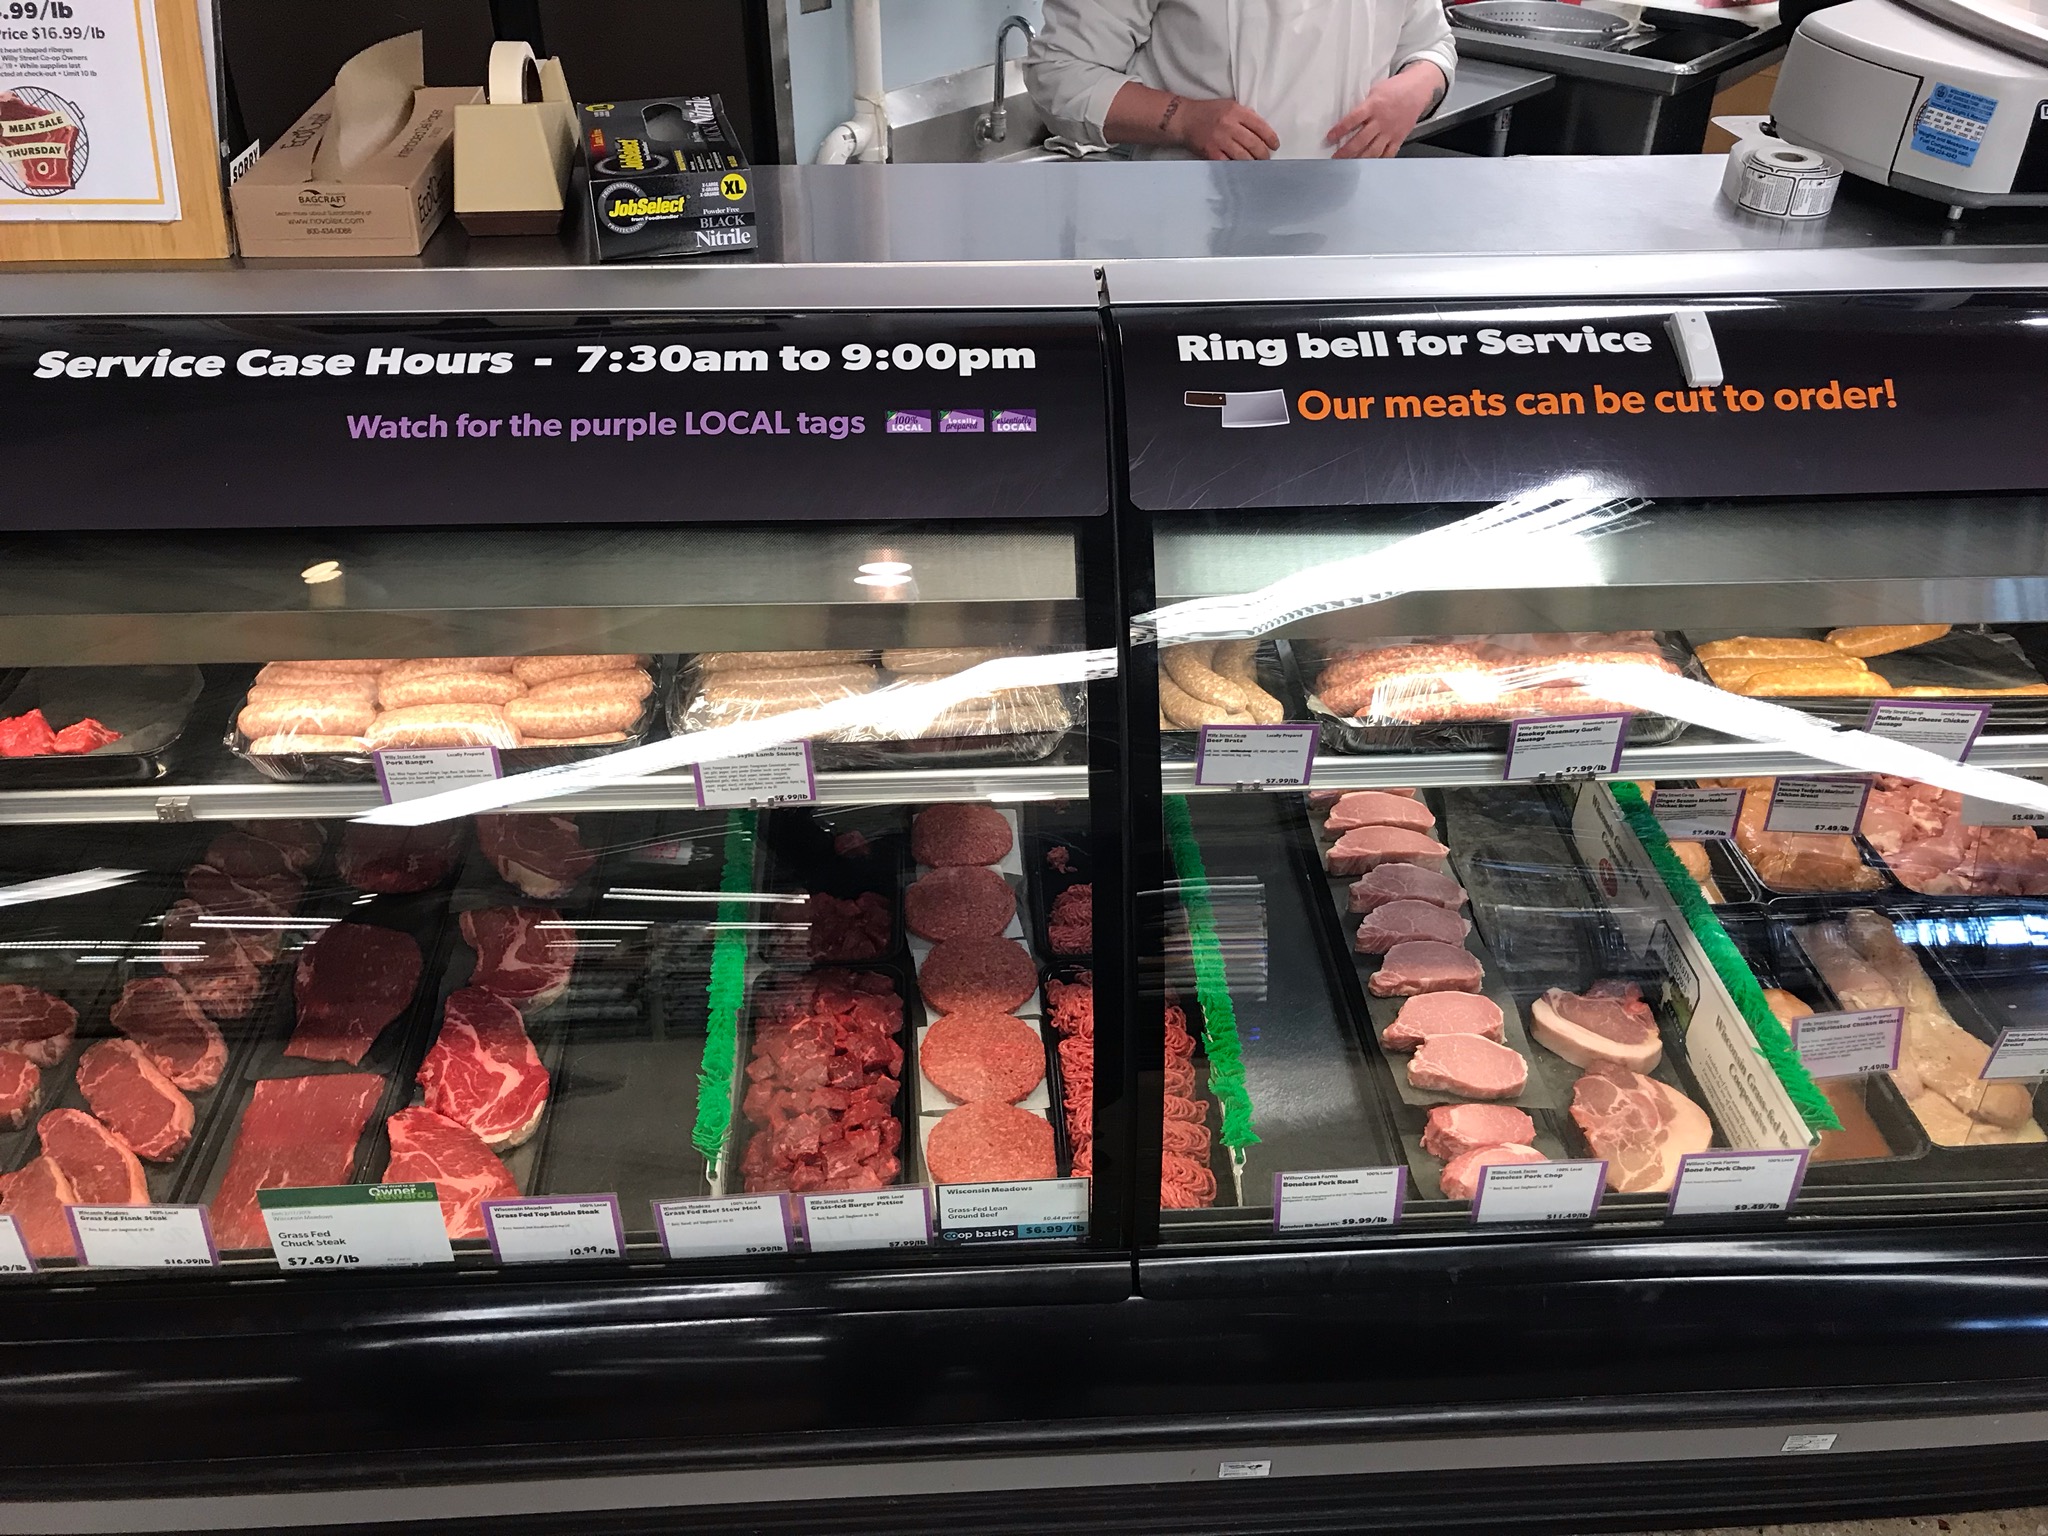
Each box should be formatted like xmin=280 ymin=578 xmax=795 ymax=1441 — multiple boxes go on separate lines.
xmin=579 ymin=96 xmax=756 ymax=261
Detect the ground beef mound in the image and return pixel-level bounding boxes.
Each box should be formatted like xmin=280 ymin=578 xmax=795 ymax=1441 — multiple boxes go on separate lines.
xmin=920 ymin=1011 xmax=1045 ymax=1104
xmin=925 ymin=1099 xmax=1056 ymax=1184
xmin=911 ymin=804 xmax=1013 ymax=868
xmin=1048 ymin=883 xmax=1091 ymax=955
xmin=904 ymin=865 xmax=1015 ymax=942
xmin=918 ymin=937 xmax=1037 ymax=1014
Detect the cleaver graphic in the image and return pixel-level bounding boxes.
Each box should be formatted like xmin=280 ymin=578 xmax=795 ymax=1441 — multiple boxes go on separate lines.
xmin=1185 ymin=389 xmax=1290 ymax=429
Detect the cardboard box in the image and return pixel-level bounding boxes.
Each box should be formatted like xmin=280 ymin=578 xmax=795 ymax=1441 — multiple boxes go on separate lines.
xmin=229 ymin=33 xmax=480 ymax=258
xmin=455 ymin=43 xmax=578 ymax=236
xmin=579 ymin=94 xmax=757 ymax=261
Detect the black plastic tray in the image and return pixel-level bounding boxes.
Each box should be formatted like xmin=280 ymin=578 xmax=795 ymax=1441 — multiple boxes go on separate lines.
xmin=757 ymin=805 xmax=909 ymax=968
xmin=1022 ymin=800 xmax=1093 ymax=966
xmin=1687 ymin=626 xmax=2048 ymax=728
xmin=0 ymin=666 xmax=203 ymax=787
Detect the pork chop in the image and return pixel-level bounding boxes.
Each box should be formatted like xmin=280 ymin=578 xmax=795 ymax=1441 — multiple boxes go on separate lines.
xmin=1355 ymin=899 xmax=1471 ymax=955
xmin=1348 ymin=862 xmax=1467 ymax=914
xmin=1327 ymin=826 xmax=1450 ymax=876
xmin=1384 ymin=991 xmax=1505 ymax=1051
xmin=1531 ymin=981 xmax=1663 ymax=1072
xmin=1368 ymin=940 xmax=1483 ymax=997
xmin=1325 ymin=791 xmax=1437 ymax=835
xmin=1440 ymin=1142 xmax=1549 ymax=1201
xmin=1407 ymin=1033 xmax=1528 ymax=1099
xmin=1570 ymin=1061 xmax=1712 ymax=1193
xmin=1421 ymin=1102 xmax=1536 ymax=1162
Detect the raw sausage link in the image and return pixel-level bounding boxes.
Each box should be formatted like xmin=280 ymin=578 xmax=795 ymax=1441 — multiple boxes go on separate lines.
xmin=528 ymin=731 xmax=628 ymax=746
xmin=249 ymin=734 xmax=366 ymax=754
xmin=364 ymin=704 xmax=521 ymax=750
xmin=238 ymin=698 xmax=377 ymax=738
xmin=697 ymin=650 xmax=872 ymax=674
xmin=1159 ymin=673 xmax=1239 ymax=729
xmin=378 ymin=671 xmax=526 ymax=709
xmin=511 ymin=654 xmax=647 ymax=687
xmin=1211 ymin=640 xmax=1286 ymax=724
xmin=507 ymin=695 xmax=644 ymax=739
xmin=255 ymin=663 xmax=388 ymax=689
xmin=248 ymin=678 xmax=378 ymax=703
xmin=524 ymin=668 xmax=654 ymax=703
xmin=695 ymin=664 xmax=876 ymax=692
xmin=1162 ymin=642 xmax=1248 ymax=712
xmin=881 ymin=647 xmax=1013 ymax=675
xmin=381 ymin=656 xmax=519 ymax=683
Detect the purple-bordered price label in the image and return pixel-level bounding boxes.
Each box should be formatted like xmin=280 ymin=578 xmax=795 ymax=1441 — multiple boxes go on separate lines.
xmin=800 ymin=1187 xmax=930 ymax=1253
xmin=1668 ymin=1149 xmax=1810 ymax=1218
xmin=1471 ymin=1159 xmax=1606 ymax=1224
xmin=654 ymin=1194 xmax=792 ymax=1259
xmin=1273 ymin=1167 xmax=1406 ymax=1233
xmin=1962 ymin=785 xmax=2048 ymax=828
xmin=482 ymin=1195 xmax=626 ymax=1264
xmin=1194 ymin=723 xmax=1316 ymax=788
xmin=1791 ymin=1007 xmax=1903 ymax=1079
xmin=374 ymin=746 xmax=501 ymax=805
xmin=0 ymin=1214 xmax=35 ymax=1274
xmin=1764 ymin=775 xmax=1871 ymax=836
xmin=1503 ymin=713 xmax=1630 ymax=782
xmin=695 ymin=741 xmax=817 ymax=809
xmin=67 ymin=1204 xmax=217 ymax=1269
xmin=1650 ymin=785 xmax=1745 ymax=841
xmin=1981 ymin=1026 xmax=2048 ymax=1081
xmin=1864 ymin=699 xmax=1992 ymax=763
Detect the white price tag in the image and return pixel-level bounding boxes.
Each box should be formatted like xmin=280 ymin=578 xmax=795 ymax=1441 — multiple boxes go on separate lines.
xmin=1194 ymin=724 xmax=1316 ymax=788
xmin=1503 ymin=713 xmax=1630 ymax=782
xmin=374 ymin=747 xmax=501 ymax=805
xmin=260 ymin=1183 xmax=455 ymax=1270
xmin=1273 ymin=1167 xmax=1406 ymax=1233
xmin=482 ymin=1197 xmax=625 ymax=1264
xmin=1763 ymin=776 xmax=1871 ymax=836
xmin=695 ymin=742 xmax=817 ymax=809
xmin=1962 ymin=790 xmax=2048 ymax=828
xmin=1650 ymin=786 xmax=1745 ymax=841
xmin=1865 ymin=700 xmax=1991 ymax=762
xmin=801 ymin=1187 xmax=930 ymax=1253
xmin=68 ymin=1205 xmax=217 ymax=1269
xmin=1471 ymin=1160 xmax=1606 ymax=1224
xmin=0 ymin=1214 xmax=35 ymax=1274
xmin=1668 ymin=1150 xmax=1809 ymax=1217
xmin=1792 ymin=1007 xmax=1903 ymax=1079
xmin=1982 ymin=1026 xmax=2048 ymax=1081
xmin=936 ymin=1178 xmax=1089 ymax=1244
xmin=654 ymin=1194 xmax=792 ymax=1259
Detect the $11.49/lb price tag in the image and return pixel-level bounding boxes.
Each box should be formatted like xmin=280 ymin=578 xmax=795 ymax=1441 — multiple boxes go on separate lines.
xmin=260 ymin=1183 xmax=455 ymax=1270
xmin=696 ymin=743 xmax=817 ymax=809
xmin=482 ymin=1196 xmax=626 ymax=1264
xmin=1764 ymin=776 xmax=1870 ymax=836
xmin=1667 ymin=1150 xmax=1810 ymax=1218
xmin=801 ymin=1187 xmax=930 ymax=1253
xmin=67 ymin=1205 xmax=217 ymax=1269
xmin=1273 ymin=1167 xmax=1406 ymax=1233
xmin=1194 ymin=724 xmax=1317 ymax=789
xmin=653 ymin=1194 xmax=792 ymax=1259
xmin=1471 ymin=1159 xmax=1606 ymax=1224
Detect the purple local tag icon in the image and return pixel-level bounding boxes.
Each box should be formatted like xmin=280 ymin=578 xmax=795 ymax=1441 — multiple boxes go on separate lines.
xmin=991 ymin=409 xmax=1037 ymax=433
xmin=939 ymin=409 xmax=985 ymax=433
xmin=886 ymin=410 xmax=932 ymax=434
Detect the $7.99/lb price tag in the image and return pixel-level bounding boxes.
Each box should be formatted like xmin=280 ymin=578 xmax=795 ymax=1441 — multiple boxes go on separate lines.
xmin=800 ymin=1187 xmax=930 ymax=1253
xmin=1194 ymin=724 xmax=1316 ymax=789
xmin=260 ymin=1183 xmax=455 ymax=1270
xmin=482 ymin=1196 xmax=626 ymax=1264
xmin=1503 ymin=713 xmax=1629 ymax=782
xmin=1273 ymin=1167 xmax=1406 ymax=1233
xmin=1667 ymin=1150 xmax=1810 ymax=1218
xmin=653 ymin=1194 xmax=792 ymax=1259
xmin=1764 ymin=776 xmax=1871 ymax=836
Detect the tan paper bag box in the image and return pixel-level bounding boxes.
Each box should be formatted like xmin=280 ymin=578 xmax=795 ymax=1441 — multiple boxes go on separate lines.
xmin=455 ymin=41 xmax=577 ymax=235
xmin=230 ymin=32 xmax=481 ymax=258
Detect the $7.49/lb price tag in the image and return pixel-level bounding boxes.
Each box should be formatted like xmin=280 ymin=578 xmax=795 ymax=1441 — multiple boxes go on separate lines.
xmin=1273 ymin=1167 xmax=1406 ymax=1233
xmin=653 ymin=1194 xmax=792 ymax=1259
xmin=67 ymin=1205 xmax=217 ymax=1269
xmin=1650 ymin=785 xmax=1745 ymax=841
xmin=1764 ymin=776 xmax=1871 ymax=836
xmin=260 ymin=1183 xmax=455 ymax=1270
xmin=696 ymin=742 xmax=817 ymax=809
xmin=1667 ymin=1150 xmax=1810 ymax=1218
xmin=1194 ymin=724 xmax=1316 ymax=789
xmin=482 ymin=1196 xmax=626 ymax=1264
xmin=1792 ymin=1007 xmax=1903 ymax=1079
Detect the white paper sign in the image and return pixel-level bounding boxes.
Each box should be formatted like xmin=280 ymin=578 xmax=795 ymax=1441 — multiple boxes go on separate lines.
xmin=68 ymin=1204 xmax=216 ymax=1269
xmin=1194 ymin=724 xmax=1316 ymax=788
xmin=1651 ymin=786 xmax=1745 ymax=841
xmin=0 ymin=1214 xmax=35 ymax=1273
xmin=0 ymin=0 xmax=181 ymax=222
xmin=1668 ymin=1150 xmax=1810 ymax=1217
xmin=1865 ymin=701 xmax=1990 ymax=762
xmin=654 ymin=1194 xmax=791 ymax=1259
xmin=1961 ymin=791 xmax=2048 ymax=828
xmin=936 ymin=1178 xmax=1089 ymax=1243
xmin=1503 ymin=713 xmax=1629 ymax=782
xmin=801 ymin=1187 xmax=930 ymax=1253
xmin=374 ymin=747 xmax=501 ymax=804
xmin=696 ymin=742 xmax=817 ymax=809
xmin=260 ymin=1183 xmax=455 ymax=1270
xmin=482 ymin=1197 xmax=625 ymax=1264
xmin=1764 ymin=776 xmax=1871 ymax=836
xmin=1471 ymin=1160 xmax=1606 ymax=1224
xmin=1273 ymin=1167 xmax=1406 ymax=1232
xmin=1793 ymin=1007 xmax=1903 ymax=1079
xmin=1981 ymin=1027 xmax=2048 ymax=1081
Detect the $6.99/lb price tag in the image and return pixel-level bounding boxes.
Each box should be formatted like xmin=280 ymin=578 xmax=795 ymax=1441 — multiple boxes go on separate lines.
xmin=482 ymin=1196 xmax=626 ymax=1264
xmin=1273 ymin=1167 xmax=1406 ymax=1233
xmin=260 ymin=1183 xmax=455 ymax=1270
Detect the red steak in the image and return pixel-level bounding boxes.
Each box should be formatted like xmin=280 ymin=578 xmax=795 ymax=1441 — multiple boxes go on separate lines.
xmin=0 ymin=1156 xmax=77 ymax=1258
xmin=1421 ymin=1102 xmax=1536 ymax=1162
xmin=38 ymin=1107 xmax=149 ymax=1204
xmin=418 ymin=987 xmax=550 ymax=1148
xmin=287 ymin=924 xmax=423 ymax=1065
xmin=461 ymin=906 xmax=576 ymax=1006
xmin=0 ymin=985 xmax=78 ymax=1068
xmin=1354 ymin=899 xmax=1470 ymax=955
xmin=478 ymin=814 xmax=594 ymax=899
xmin=384 ymin=1106 xmax=517 ymax=1240
xmin=111 ymin=978 xmax=226 ymax=1090
xmin=1531 ymin=980 xmax=1662 ymax=1073
xmin=210 ymin=1074 xmax=385 ymax=1250
xmin=1570 ymin=1061 xmax=1712 ymax=1194
xmin=904 ymin=865 xmax=1015 ymax=942
xmin=1327 ymin=826 xmax=1450 ymax=876
xmin=76 ymin=1040 xmax=194 ymax=1161
xmin=338 ymin=822 xmax=462 ymax=894
xmin=204 ymin=829 xmax=306 ymax=882
xmin=802 ymin=890 xmax=892 ymax=962
xmin=1325 ymin=791 xmax=1437 ymax=834
xmin=1369 ymin=940 xmax=1483 ymax=997
xmin=740 ymin=970 xmax=904 ymax=1195
xmin=1407 ymin=1034 xmax=1528 ymax=1099
xmin=1348 ymin=863 xmax=1467 ymax=914
xmin=184 ymin=862 xmax=300 ymax=915
xmin=1441 ymin=1142 xmax=1549 ymax=1200
xmin=234 ymin=820 xmax=326 ymax=872
xmin=1383 ymin=991 xmax=1505 ymax=1051
xmin=0 ymin=1052 xmax=40 ymax=1129
xmin=163 ymin=897 xmax=280 ymax=967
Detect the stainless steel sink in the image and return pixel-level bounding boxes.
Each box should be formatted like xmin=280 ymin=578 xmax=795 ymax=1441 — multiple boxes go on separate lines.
xmin=884 ymin=61 xmax=1052 ymax=164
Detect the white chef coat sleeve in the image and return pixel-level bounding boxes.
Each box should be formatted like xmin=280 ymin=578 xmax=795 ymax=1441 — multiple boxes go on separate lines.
xmin=1026 ymin=0 xmax=1161 ymax=149
xmin=1392 ymin=0 xmax=1457 ymax=107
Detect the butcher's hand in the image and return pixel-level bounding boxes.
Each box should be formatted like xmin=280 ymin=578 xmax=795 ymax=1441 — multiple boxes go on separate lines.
xmin=1171 ymin=96 xmax=1281 ymax=160
xmin=1326 ymin=62 xmax=1446 ymax=160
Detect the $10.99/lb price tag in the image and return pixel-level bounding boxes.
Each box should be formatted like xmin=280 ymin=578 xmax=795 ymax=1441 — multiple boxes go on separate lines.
xmin=1273 ymin=1167 xmax=1406 ymax=1233
xmin=1667 ymin=1150 xmax=1810 ymax=1217
xmin=260 ymin=1183 xmax=455 ymax=1270
xmin=482 ymin=1196 xmax=626 ymax=1264
xmin=654 ymin=1195 xmax=792 ymax=1259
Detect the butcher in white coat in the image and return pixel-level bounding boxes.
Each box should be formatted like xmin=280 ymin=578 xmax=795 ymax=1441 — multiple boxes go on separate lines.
xmin=1027 ymin=0 xmax=1456 ymax=161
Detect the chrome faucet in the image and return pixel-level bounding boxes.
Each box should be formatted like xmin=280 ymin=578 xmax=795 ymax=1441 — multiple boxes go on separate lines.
xmin=976 ymin=14 xmax=1036 ymax=144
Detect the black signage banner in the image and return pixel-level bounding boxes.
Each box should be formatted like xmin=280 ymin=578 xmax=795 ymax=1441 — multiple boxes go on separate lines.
xmin=0 ymin=311 xmax=1109 ymax=531
xmin=1119 ymin=296 xmax=2048 ymax=509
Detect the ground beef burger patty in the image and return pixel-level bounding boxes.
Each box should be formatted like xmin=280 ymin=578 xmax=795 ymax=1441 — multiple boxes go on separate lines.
xmin=918 ymin=937 xmax=1037 ymax=1014
xmin=904 ymin=865 xmax=1016 ymax=942
xmin=925 ymin=1100 xmax=1056 ymax=1183
xmin=921 ymin=1011 xmax=1045 ymax=1103
xmin=911 ymin=804 xmax=1013 ymax=867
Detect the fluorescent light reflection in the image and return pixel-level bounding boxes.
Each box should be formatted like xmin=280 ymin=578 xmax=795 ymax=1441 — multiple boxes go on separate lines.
xmin=0 ymin=869 xmax=141 ymax=910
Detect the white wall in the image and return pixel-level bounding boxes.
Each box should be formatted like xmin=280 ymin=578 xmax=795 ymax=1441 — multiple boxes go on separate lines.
xmin=786 ymin=0 xmax=1044 ymax=161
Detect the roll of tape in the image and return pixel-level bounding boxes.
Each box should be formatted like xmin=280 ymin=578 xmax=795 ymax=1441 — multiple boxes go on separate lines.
xmin=1721 ymin=133 xmax=1843 ymax=219
xmin=487 ymin=39 xmax=540 ymax=106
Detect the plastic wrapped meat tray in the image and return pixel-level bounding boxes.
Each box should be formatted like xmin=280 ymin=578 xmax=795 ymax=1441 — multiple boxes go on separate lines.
xmin=0 ymin=666 xmax=204 ymax=787
xmin=1686 ymin=626 xmax=2048 ymax=728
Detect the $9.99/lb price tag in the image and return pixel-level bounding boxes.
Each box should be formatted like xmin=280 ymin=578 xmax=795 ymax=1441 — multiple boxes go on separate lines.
xmin=67 ymin=1205 xmax=217 ymax=1269
xmin=1667 ymin=1150 xmax=1810 ymax=1218
xmin=653 ymin=1194 xmax=791 ymax=1259
xmin=1273 ymin=1167 xmax=1406 ymax=1233
xmin=260 ymin=1183 xmax=455 ymax=1270
xmin=482 ymin=1196 xmax=626 ymax=1264
xmin=1764 ymin=776 xmax=1870 ymax=836
xmin=1471 ymin=1159 xmax=1606 ymax=1224
xmin=1194 ymin=724 xmax=1316 ymax=789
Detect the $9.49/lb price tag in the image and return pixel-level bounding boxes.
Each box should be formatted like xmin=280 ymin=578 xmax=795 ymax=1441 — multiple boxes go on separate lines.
xmin=482 ymin=1196 xmax=626 ymax=1264
xmin=0 ymin=1214 xmax=35 ymax=1274
xmin=1273 ymin=1167 xmax=1406 ymax=1233
xmin=1503 ymin=713 xmax=1629 ymax=782
xmin=801 ymin=1187 xmax=930 ymax=1253
xmin=1650 ymin=785 xmax=1745 ymax=841
xmin=1471 ymin=1159 xmax=1606 ymax=1224
xmin=1981 ymin=1026 xmax=2048 ymax=1081
xmin=1194 ymin=724 xmax=1316 ymax=789
xmin=1792 ymin=1007 xmax=1903 ymax=1079
xmin=67 ymin=1205 xmax=217 ymax=1269
xmin=653 ymin=1194 xmax=791 ymax=1259
xmin=695 ymin=742 xmax=817 ymax=809
xmin=1667 ymin=1150 xmax=1810 ymax=1218
xmin=260 ymin=1183 xmax=455 ymax=1270
xmin=1764 ymin=776 xmax=1870 ymax=836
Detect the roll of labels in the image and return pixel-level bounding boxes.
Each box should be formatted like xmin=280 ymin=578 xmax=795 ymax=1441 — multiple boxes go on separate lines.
xmin=1721 ymin=129 xmax=1844 ymax=219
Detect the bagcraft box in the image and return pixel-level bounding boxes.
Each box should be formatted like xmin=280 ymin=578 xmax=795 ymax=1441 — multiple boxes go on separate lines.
xmin=578 ymin=95 xmax=757 ymax=261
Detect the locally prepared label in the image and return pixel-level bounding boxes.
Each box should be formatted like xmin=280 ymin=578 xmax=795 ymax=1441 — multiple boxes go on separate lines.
xmin=1503 ymin=713 xmax=1629 ymax=782
xmin=1194 ymin=724 xmax=1317 ymax=788
xmin=1865 ymin=700 xmax=1991 ymax=762
xmin=1792 ymin=1007 xmax=1903 ymax=1078
xmin=801 ymin=1187 xmax=930 ymax=1252
xmin=1667 ymin=1150 xmax=1810 ymax=1217
xmin=1273 ymin=1167 xmax=1406 ymax=1232
xmin=67 ymin=1205 xmax=216 ymax=1269
xmin=1650 ymin=786 xmax=1745 ymax=841
xmin=936 ymin=1178 xmax=1089 ymax=1243
xmin=374 ymin=747 xmax=501 ymax=804
xmin=1981 ymin=1026 xmax=2048 ymax=1081
xmin=0 ymin=1215 xmax=35 ymax=1274
xmin=1764 ymin=776 xmax=1871 ymax=836
xmin=654 ymin=1195 xmax=791 ymax=1259
xmin=482 ymin=1197 xmax=626 ymax=1264
xmin=1471 ymin=1160 xmax=1606 ymax=1224
xmin=259 ymin=1183 xmax=455 ymax=1270
xmin=695 ymin=742 xmax=817 ymax=808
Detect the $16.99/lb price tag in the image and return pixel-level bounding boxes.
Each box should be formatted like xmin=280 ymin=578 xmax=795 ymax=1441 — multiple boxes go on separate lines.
xmin=1667 ymin=1150 xmax=1810 ymax=1218
xmin=1273 ymin=1167 xmax=1406 ymax=1233
xmin=260 ymin=1183 xmax=455 ymax=1270
xmin=68 ymin=1205 xmax=217 ymax=1269
xmin=482 ymin=1196 xmax=626 ymax=1264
